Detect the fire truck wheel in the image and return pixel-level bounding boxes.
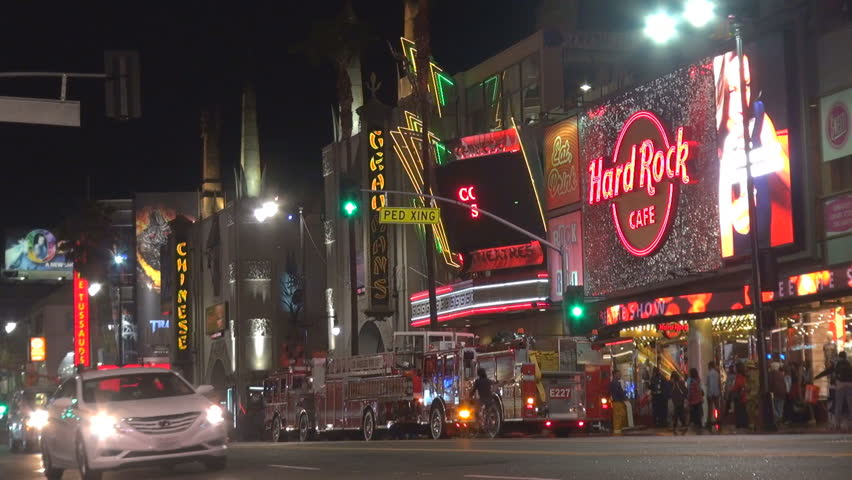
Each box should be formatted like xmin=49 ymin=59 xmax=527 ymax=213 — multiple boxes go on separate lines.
xmin=271 ymin=416 xmax=283 ymax=443
xmin=429 ymin=406 xmax=446 ymax=440
xmin=362 ymin=409 xmax=376 ymax=441
xmin=298 ymin=413 xmax=314 ymax=442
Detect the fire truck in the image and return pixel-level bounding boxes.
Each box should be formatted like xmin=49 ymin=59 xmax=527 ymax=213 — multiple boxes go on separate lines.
xmin=261 ymin=331 xmax=610 ymax=441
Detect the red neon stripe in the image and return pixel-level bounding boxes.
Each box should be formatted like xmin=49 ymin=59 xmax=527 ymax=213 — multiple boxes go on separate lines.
xmin=409 ymin=285 xmax=453 ymax=302
xmin=410 ymin=301 xmax=540 ymax=327
xmin=537 ymin=272 xmax=549 ymax=278
xmin=605 ymin=338 xmax=634 ymax=346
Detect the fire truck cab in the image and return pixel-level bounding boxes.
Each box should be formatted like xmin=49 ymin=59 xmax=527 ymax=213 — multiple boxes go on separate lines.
xmin=262 ymin=366 xmax=313 ymax=442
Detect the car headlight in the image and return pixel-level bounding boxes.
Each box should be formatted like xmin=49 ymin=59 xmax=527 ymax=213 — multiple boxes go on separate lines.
xmin=89 ymin=412 xmax=119 ymax=439
xmin=206 ymin=405 xmax=225 ymax=425
xmin=26 ymin=409 xmax=49 ymax=430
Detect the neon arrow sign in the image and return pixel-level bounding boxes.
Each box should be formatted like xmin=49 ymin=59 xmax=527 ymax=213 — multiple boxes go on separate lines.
xmin=587 ymin=110 xmax=695 ymax=257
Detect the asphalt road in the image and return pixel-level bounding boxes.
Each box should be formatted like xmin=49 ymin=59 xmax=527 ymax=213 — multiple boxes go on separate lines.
xmin=2 ymin=434 xmax=850 ymax=480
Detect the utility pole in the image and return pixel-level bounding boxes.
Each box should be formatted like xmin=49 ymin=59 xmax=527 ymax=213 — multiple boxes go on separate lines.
xmin=413 ymin=0 xmax=439 ymax=331
xmin=732 ymin=17 xmax=774 ymax=431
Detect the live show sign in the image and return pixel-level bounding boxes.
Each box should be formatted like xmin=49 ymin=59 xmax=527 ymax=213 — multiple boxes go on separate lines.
xmin=464 ymin=241 xmax=544 ymax=273
xmin=581 ymin=60 xmax=722 ymax=296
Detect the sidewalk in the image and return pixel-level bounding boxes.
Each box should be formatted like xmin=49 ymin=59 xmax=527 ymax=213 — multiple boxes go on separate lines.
xmin=620 ymin=423 xmax=842 ymax=436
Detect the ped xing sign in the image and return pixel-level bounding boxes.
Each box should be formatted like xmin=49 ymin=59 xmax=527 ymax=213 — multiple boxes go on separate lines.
xmin=379 ymin=207 xmax=441 ymax=224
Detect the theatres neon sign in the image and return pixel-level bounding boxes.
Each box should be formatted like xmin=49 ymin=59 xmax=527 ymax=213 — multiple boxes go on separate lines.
xmin=587 ymin=111 xmax=694 ymax=256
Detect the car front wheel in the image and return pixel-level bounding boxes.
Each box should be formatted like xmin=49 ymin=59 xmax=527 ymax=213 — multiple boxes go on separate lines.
xmin=76 ymin=436 xmax=102 ymax=480
xmin=42 ymin=445 xmax=64 ymax=480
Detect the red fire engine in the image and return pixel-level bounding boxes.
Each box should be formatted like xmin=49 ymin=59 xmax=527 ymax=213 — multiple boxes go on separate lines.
xmin=261 ymin=331 xmax=610 ymax=441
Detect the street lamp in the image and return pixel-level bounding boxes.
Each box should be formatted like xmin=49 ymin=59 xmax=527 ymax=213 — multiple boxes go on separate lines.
xmin=88 ymin=282 xmax=102 ymax=297
xmin=4 ymin=321 xmax=16 ymax=334
xmin=579 ymin=83 xmax=592 ymax=92
xmin=253 ymin=200 xmax=279 ymax=222
xmin=644 ymin=11 xmax=678 ymax=44
xmin=113 ymin=253 xmax=126 ymax=265
xmin=684 ymin=0 xmax=715 ymax=28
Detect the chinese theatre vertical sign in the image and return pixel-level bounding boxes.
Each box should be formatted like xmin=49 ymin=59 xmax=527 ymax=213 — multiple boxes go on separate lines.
xmin=368 ymin=128 xmax=389 ymax=310
xmin=73 ymin=270 xmax=90 ymax=367
xmin=175 ymin=240 xmax=191 ymax=362
xmin=544 ymin=117 xmax=581 ymax=210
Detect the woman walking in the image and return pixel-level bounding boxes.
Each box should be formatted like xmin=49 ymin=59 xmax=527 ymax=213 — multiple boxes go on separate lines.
xmin=729 ymin=363 xmax=749 ymax=429
xmin=687 ymin=368 xmax=704 ymax=434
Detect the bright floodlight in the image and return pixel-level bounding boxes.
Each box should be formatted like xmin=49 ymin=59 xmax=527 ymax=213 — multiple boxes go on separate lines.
xmin=113 ymin=254 xmax=125 ymax=265
xmin=332 ymin=326 xmax=341 ymax=336
xmin=579 ymin=83 xmax=592 ymax=92
xmin=253 ymin=200 xmax=279 ymax=222
xmin=4 ymin=322 xmax=16 ymax=334
xmin=684 ymin=0 xmax=714 ymax=28
xmin=644 ymin=11 xmax=678 ymax=44
xmin=88 ymin=282 xmax=102 ymax=297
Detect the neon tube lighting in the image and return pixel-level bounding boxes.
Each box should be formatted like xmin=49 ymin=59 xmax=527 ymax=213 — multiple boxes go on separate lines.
xmin=411 ymin=296 xmax=549 ymax=322
xmin=410 ymin=278 xmax=549 ymax=305
xmin=411 ymin=301 xmax=544 ymax=327
xmin=511 ymin=117 xmax=547 ymax=233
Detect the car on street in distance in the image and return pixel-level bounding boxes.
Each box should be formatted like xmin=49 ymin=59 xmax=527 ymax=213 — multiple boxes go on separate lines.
xmin=7 ymin=386 xmax=55 ymax=452
xmin=40 ymin=367 xmax=227 ymax=480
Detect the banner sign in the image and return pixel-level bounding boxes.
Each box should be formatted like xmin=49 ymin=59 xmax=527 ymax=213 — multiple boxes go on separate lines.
xmin=821 ymin=87 xmax=852 ymax=162
xmin=175 ymin=241 xmax=191 ymax=355
xmin=73 ymin=270 xmax=90 ymax=367
xmin=30 ymin=337 xmax=46 ymax=362
xmin=465 ymin=241 xmax=544 ymax=273
xmin=368 ymin=128 xmax=390 ymax=309
xmin=824 ymin=192 xmax=852 ymax=238
xmin=543 ymin=117 xmax=581 ymax=209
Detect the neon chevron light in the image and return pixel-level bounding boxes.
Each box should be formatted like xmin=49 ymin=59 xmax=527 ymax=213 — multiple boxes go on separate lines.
xmin=390 ymin=111 xmax=459 ymax=267
xmin=400 ymin=38 xmax=455 ymax=118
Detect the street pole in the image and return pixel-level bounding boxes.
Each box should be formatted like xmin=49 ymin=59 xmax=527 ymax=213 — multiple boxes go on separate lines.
xmin=299 ymin=206 xmax=307 ymax=345
xmin=732 ymin=18 xmax=774 ymax=431
xmin=348 ymin=216 xmax=359 ymax=355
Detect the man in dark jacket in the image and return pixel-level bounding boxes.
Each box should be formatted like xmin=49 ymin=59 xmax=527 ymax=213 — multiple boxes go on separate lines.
xmin=832 ymin=352 xmax=852 ymax=430
xmin=650 ymin=367 xmax=667 ymax=427
xmin=769 ymin=364 xmax=788 ymax=425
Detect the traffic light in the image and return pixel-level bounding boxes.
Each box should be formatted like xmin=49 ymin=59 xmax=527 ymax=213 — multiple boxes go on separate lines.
xmin=340 ymin=177 xmax=360 ymax=218
xmin=104 ymin=50 xmax=141 ymax=120
xmin=563 ymin=285 xmax=593 ymax=336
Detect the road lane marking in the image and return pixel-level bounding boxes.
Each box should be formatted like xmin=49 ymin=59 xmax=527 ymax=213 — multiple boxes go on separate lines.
xmin=269 ymin=464 xmax=321 ymax=471
xmin=278 ymin=445 xmax=852 ymax=458
xmin=465 ymin=475 xmax=559 ymax=480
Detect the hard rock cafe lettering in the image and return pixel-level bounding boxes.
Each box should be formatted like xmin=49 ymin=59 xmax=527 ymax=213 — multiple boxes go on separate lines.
xmin=587 ymin=111 xmax=695 ymax=256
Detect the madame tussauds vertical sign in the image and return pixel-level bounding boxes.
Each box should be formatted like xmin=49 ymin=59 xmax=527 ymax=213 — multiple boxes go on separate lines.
xmin=587 ymin=111 xmax=693 ymax=257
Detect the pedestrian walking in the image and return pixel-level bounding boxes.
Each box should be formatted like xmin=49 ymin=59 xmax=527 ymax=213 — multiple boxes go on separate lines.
xmin=687 ymin=368 xmax=704 ymax=434
xmin=670 ymin=372 xmax=688 ymax=435
xmin=830 ymin=352 xmax=852 ymax=430
xmin=706 ymin=361 xmax=722 ymax=429
xmin=609 ymin=369 xmax=628 ymax=435
xmin=729 ymin=362 xmax=749 ymax=429
xmin=650 ymin=367 xmax=667 ymax=427
xmin=769 ymin=363 xmax=787 ymax=425
xmin=724 ymin=363 xmax=737 ymax=416
xmin=745 ymin=361 xmax=760 ymax=430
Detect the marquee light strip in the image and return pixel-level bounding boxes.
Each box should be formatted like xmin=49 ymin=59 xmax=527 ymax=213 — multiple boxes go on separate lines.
xmin=390 ymin=111 xmax=459 ymax=267
xmin=411 ymin=301 xmax=546 ymax=327
xmin=409 ymin=278 xmax=550 ymax=305
xmin=400 ymin=38 xmax=455 ymax=118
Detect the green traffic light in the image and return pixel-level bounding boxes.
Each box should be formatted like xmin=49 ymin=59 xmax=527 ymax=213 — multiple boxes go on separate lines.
xmin=343 ymin=200 xmax=358 ymax=216
xmin=570 ymin=305 xmax=584 ymax=318
xmin=0 ymin=403 xmax=7 ymax=417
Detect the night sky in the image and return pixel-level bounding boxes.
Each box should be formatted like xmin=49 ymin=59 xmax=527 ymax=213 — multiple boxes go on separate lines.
xmin=0 ymin=0 xmax=544 ymax=230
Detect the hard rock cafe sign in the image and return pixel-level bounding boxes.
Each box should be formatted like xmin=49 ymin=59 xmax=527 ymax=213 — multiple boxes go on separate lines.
xmin=587 ymin=111 xmax=694 ymax=257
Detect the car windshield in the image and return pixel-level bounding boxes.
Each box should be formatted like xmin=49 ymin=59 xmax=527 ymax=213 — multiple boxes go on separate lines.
xmin=82 ymin=372 xmax=194 ymax=403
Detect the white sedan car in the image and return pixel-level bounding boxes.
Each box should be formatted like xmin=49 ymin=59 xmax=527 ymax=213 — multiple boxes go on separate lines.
xmin=40 ymin=367 xmax=227 ymax=480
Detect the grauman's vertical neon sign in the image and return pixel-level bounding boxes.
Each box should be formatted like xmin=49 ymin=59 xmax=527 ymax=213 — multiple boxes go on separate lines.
xmin=587 ymin=111 xmax=695 ymax=257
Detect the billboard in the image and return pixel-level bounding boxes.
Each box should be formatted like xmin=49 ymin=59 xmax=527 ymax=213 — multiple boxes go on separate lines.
xmin=543 ymin=117 xmax=581 ymax=210
xmin=4 ymin=228 xmax=72 ymax=272
xmin=30 ymin=337 xmax=46 ymax=362
xmin=206 ymin=302 xmax=227 ymax=339
xmin=435 ymin=129 xmax=546 ymax=253
xmin=135 ymin=193 xmax=197 ymax=357
xmin=714 ymin=35 xmax=794 ymax=258
xmin=581 ymin=60 xmax=722 ymax=296
xmin=547 ymin=211 xmax=583 ymax=302
xmin=820 ymin=87 xmax=852 ymax=163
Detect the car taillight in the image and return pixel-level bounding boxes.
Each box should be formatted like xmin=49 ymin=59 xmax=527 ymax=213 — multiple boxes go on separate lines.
xmin=545 ymin=420 xmax=552 ymax=428
xmin=601 ymin=398 xmax=609 ymax=409
xmin=578 ymin=421 xmax=585 ymax=427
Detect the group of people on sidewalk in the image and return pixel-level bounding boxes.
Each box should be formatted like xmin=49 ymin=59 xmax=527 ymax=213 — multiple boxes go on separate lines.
xmin=608 ymin=352 xmax=852 ymax=435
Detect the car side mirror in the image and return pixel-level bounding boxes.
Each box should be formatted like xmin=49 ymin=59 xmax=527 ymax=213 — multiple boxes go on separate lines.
xmin=52 ymin=397 xmax=72 ymax=410
xmin=196 ymin=385 xmax=214 ymax=395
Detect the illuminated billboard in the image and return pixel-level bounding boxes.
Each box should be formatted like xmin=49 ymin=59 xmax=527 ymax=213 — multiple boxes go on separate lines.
xmin=581 ymin=61 xmax=722 ymax=296
xmin=4 ymin=228 xmax=72 ymax=272
xmin=543 ymin=117 xmax=581 ymax=210
xmin=206 ymin=302 xmax=227 ymax=339
xmin=435 ymin=129 xmax=546 ymax=254
xmin=713 ymin=34 xmax=794 ymax=258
